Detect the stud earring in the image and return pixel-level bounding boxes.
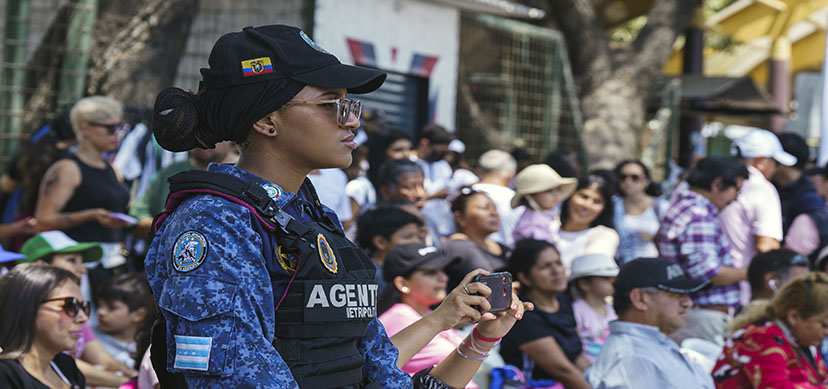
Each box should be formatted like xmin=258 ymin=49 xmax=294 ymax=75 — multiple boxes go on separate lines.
xmin=401 ymin=286 xmax=410 ymax=293
xmin=268 ymin=128 xmax=275 ymax=134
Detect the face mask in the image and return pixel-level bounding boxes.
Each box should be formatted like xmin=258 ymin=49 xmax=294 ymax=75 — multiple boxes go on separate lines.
xmin=425 ymin=150 xmax=448 ymax=162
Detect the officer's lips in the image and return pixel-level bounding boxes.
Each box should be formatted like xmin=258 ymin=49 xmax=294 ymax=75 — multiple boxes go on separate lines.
xmin=341 ymin=133 xmax=357 ymax=150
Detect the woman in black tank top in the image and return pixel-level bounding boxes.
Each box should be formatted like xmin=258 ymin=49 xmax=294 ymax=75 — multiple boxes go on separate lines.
xmin=34 ymin=96 xmax=131 ymax=244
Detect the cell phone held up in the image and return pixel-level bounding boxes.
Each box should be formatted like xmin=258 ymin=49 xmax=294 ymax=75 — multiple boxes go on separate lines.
xmin=471 ymin=272 xmax=513 ymax=313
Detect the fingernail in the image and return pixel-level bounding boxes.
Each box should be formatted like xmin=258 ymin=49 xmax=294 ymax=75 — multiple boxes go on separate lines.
xmin=516 ymin=313 xmax=522 ymax=319
xmin=512 ymin=304 xmax=517 ymax=310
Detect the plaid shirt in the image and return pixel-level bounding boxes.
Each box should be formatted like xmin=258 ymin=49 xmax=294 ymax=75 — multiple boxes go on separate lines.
xmin=656 ymin=189 xmax=741 ymax=307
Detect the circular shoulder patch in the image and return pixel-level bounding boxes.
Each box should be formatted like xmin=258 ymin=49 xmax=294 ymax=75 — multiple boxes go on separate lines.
xmin=277 ymin=245 xmax=299 ymax=274
xmin=300 ymin=30 xmax=330 ymax=54
xmin=172 ymin=231 xmax=208 ymax=273
xmin=262 ymin=183 xmax=282 ymax=200
xmin=317 ymin=234 xmax=338 ymax=274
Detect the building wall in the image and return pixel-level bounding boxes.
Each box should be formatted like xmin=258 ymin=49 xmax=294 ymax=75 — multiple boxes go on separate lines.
xmin=313 ymin=0 xmax=459 ymax=131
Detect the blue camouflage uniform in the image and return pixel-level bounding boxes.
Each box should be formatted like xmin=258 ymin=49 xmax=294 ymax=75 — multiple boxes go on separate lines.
xmin=145 ymin=163 xmax=412 ymax=387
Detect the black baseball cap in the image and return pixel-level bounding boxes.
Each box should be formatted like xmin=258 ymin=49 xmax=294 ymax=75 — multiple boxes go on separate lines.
xmin=614 ymin=257 xmax=709 ymax=296
xmin=200 ymin=25 xmax=386 ymax=93
xmin=383 ymin=243 xmax=455 ymax=282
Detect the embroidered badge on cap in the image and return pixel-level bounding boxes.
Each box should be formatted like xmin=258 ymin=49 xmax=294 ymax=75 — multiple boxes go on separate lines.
xmin=277 ymin=245 xmax=299 ymax=274
xmin=317 ymin=234 xmax=337 ymax=273
xmin=174 ymin=335 xmax=211 ymax=371
xmin=300 ymin=30 xmax=330 ymax=54
xmin=262 ymin=183 xmax=282 ymax=200
xmin=172 ymin=231 xmax=208 ymax=273
xmin=241 ymin=57 xmax=274 ymax=77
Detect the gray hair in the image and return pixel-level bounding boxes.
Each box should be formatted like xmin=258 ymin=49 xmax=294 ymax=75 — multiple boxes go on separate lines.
xmin=478 ymin=150 xmax=516 ymax=177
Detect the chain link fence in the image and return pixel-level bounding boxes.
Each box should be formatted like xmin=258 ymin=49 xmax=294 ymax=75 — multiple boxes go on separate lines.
xmin=0 ymin=0 xmax=306 ymax=164
xmin=456 ymin=13 xmax=585 ymax=169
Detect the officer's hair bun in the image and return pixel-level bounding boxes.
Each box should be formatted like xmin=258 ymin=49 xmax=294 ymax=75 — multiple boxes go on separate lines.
xmin=152 ymin=87 xmax=206 ymax=152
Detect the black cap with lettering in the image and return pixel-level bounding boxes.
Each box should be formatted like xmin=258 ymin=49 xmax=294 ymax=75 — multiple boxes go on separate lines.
xmin=614 ymin=257 xmax=709 ymax=296
xmin=383 ymin=243 xmax=455 ymax=282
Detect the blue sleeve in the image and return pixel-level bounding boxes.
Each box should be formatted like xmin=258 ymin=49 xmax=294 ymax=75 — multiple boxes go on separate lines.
xmin=357 ymin=318 xmax=413 ymax=388
xmin=145 ymin=195 xmax=298 ymax=387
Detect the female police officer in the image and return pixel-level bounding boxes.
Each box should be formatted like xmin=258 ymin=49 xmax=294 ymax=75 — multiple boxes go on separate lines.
xmin=146 ymin=25 xmax=530 ymax=388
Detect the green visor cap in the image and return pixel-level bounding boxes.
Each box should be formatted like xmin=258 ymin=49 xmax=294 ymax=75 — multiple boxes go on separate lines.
xmin=20 ymin=231 xmax=104 ymax=264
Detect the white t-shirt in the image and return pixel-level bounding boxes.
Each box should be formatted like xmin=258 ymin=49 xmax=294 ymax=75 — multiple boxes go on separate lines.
xmin=621 ymin=206 xmax=660 ymax=258
xmin=417 ymin=158 xmax=455 ymax=236
xmin=557 ymin=226 xmax=620 ymax=271
xmin=345 ymin=176 xmax=376 ymax=212
xmin=719 ymin=165 xmax=783 ymax=305
xmin=308 ymin=168 xmax=353 ymax=222
xmin=473 ymin=183 xmax=525 ymax=247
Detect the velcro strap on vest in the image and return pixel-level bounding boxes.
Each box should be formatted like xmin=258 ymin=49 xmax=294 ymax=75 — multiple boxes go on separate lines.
xmin=300 ymin=366 xmax=364 ymax=388
xmin=275 ymin=322 xmax=369 ymax=338
xmin=272 ymin=338 xmax=360 ymax=364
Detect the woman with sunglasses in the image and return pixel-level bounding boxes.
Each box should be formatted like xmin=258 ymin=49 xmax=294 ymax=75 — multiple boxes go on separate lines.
xmin=147 ymin=25 xmax=530 ymax=388
xmin=34 ymin=96 xmax=131 ymax=257
xmin=0 ymin=263 xmax=90 ymax=388
xmin=612 ymin=160 xmax=667 ymax=265
xmin=714 ymin=272 xmax=828 ymax=388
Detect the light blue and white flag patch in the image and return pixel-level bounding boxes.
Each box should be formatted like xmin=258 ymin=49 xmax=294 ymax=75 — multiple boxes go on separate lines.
xmin=174 ymin=335 xmax=212 ymax=371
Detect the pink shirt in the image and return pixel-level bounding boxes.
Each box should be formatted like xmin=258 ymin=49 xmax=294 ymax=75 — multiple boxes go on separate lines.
xmin=379 ymin=303 xmax=478 ymax=388
xmin=719 ymin=166 xmax=783 ymax=305
xmin=73 ymin=322 xmax=97 ymax=358
xmin=572 ymin=298 xmax=617 ymax=363
xmin=512 ymin=208 xmax=561 ymax=246
xmin=786 ymin=213 xmax=820 ymax=255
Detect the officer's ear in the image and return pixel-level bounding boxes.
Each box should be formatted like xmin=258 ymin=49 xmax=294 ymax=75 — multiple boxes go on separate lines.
xmin=252 ymin=111 xmax=281 ymax=137
xmin=372 ymin=235 xmax=391 ymax=252
xmin=392 ymin=276 xmax=410 ymax=294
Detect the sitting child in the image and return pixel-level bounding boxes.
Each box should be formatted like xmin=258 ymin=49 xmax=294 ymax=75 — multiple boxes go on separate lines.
xmin=93 ymin=273 xmax=155 ymax=369
xmin=569 ymin=254 xmax=619 ymax=363
xmin=511 ymin=164 xmax=578 ymax=245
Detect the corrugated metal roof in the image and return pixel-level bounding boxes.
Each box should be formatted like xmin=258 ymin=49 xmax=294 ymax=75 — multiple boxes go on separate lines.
xmin=423 ymin=0 xmax=546 ymax=19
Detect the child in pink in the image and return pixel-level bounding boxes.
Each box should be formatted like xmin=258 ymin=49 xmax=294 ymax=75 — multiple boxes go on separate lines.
xmin=569 ymin=254 xmax=619 ymax=362
xmin=511 ymin=164 xmax=578 ymax=245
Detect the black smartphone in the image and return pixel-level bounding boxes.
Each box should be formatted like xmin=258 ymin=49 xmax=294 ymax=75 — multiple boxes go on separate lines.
xmin=472 ymin=272 xmax=513 ymax=313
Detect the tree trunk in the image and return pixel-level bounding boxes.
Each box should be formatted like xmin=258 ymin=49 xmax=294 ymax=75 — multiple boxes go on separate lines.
xmin=19 ymin=0 xmax=198 ymax=136
xmin=545 ymin=0 xmax=699 ymax=169
xmin=86 ymin=0 xmax=200 ymax=107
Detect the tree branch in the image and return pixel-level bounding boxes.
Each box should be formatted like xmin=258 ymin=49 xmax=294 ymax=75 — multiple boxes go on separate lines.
xmin=544 ymin=0 xmax=613 ymax=96
xmin=620 ymin=0 xmax=700 ymax=84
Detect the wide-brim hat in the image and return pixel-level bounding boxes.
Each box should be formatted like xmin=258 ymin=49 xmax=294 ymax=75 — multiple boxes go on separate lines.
xmin=20 ymin=231 xmax=103 ymax=264
xmin=511 ymin=164 xmax=578 ymax=208
xmin=200 ymin=25 xmax=386 ymax=94
xmin=569 ymin=254 xmax=620 ymax=281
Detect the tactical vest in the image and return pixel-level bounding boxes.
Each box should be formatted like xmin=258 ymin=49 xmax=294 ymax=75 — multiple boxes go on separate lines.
xmin=151 ymin=170 xmax=379 ymax=388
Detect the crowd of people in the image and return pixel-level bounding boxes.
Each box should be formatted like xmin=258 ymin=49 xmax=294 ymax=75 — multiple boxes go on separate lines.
xmin=2 ymin=23 xmax=828 ymax=389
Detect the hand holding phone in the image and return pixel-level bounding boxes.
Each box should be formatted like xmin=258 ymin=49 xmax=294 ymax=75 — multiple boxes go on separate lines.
xmin=471 ymin=272 xmax=513 ymax=313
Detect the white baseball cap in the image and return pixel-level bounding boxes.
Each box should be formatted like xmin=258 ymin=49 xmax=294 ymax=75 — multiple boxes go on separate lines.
xmin=730 ymin=128 xmax=796 ymax=166
xmin=569 ymin=253 xmax=620 ymax=281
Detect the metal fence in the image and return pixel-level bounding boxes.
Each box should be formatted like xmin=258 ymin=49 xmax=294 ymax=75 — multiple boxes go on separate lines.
xmin=456 ymin=13 xmax=585 ymax=169
xmin=0 ymin=0 xmax=306 ymax=164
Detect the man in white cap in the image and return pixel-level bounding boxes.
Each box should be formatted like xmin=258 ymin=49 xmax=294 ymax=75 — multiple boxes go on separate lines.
xmin=719 ymin=128 xmax=796 ymax=306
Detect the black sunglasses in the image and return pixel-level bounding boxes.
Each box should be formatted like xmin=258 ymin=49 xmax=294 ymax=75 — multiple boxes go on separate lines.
xmin=789 ymin=254 xmax=808 ymax=267
xmin=42 ymin=296 xmax=91 ymax=318
xmin=87 ymin=121 xmax=128 ymax=134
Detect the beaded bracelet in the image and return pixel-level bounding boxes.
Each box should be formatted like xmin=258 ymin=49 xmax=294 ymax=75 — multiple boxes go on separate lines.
xmin=455 ymin=343 xmax=487 ymax=361
xmin=472 ymin=326 xmax=502 ymax=343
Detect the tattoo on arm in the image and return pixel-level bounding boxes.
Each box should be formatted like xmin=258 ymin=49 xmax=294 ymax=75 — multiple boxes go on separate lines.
xmin=44 ymin=173 xmax=59 ymax=196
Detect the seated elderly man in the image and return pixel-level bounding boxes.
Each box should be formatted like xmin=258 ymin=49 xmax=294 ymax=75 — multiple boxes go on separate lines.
xmin=584 ymin=257 xmax=714 ymax=389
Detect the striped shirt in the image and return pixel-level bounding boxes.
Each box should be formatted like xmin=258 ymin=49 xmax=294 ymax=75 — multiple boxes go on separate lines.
xmin=585 ymin=321 xmax=714 ymax=389
xmin=656 ymin=189 xmax=741 ymax=307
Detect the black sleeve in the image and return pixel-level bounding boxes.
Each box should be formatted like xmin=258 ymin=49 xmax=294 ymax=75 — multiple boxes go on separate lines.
xmin=52 ymin=353 xmax=85 ymax=388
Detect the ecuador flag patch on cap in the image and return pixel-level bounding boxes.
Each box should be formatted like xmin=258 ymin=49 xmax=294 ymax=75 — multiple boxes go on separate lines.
xmin=241 ymin=57 xmax=273 ymax=77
